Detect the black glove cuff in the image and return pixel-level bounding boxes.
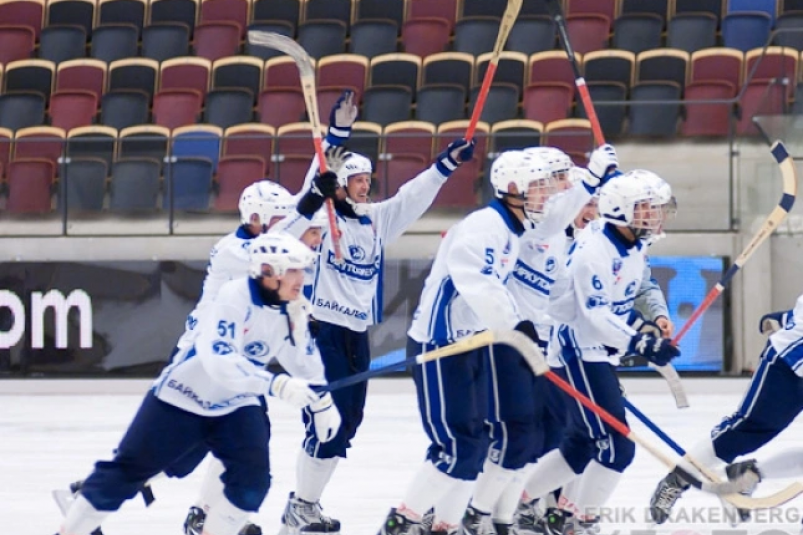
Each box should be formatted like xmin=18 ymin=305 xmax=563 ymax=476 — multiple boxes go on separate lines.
xmin=514 ymin=320 xmax=540 ymax=344
xmin=297 ymin=189 xmax=326 ymax=217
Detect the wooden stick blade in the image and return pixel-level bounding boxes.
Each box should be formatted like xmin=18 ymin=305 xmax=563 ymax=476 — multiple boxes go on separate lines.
xmin=247 ymin=30 xmax=315 ymax=77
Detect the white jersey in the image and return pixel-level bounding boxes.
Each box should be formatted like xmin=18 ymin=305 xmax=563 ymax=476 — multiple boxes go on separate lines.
xmin=769 ymin=293 xmax=803 ymax=376
xmin=308 ymin=165 xmax=448 ymax=332
xmin=549 ymin=223 xmax=644 ymax=365
xmin=408 ymin=200 xmax=524 ymax=345
xmin=153 ymin=278 xmax=325 ymax=416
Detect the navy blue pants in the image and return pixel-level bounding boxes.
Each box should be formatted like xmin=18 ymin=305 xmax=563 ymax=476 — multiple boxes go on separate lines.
xmin=81 ymin=391 xmax=271 ymax=513
xmin=411 ymin=337 xmax=490 ymax=480
xmin=541 ymin=370 xmax=568 ymax=456
xmin=303 ymin=321 xmax=370 ymax=458
xmin=711 ymin=343 xmax=803 ymax=462
xmin=558 ymin=356 xmax=635 ymax=474
xmin=486 ymin=342 xmax=546 ymax=470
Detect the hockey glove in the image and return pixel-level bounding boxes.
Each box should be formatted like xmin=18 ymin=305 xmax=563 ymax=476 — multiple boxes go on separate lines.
xmin=326 ymin=90 xmax=358 ymax=143
xmin=267 ymin=374 xmax=319 ymax=409
xmin=628 ymin=310 xmax=662 ymax=337
xmin=297 ymin=170 xmax=339 ymax=216
xmin=586 ymin=144 xmax=619 ymax=187
xmin=325 ymin=145 xmax=350 ymax=176
xmin=627 ymin=333 xmax=680 ymax=367
xmin=759 ymin=310 xmax=793 ymax=335
xmin=435 ymin=138 xmax=475 ymax=177
xmin=514 ymin=319 xmax=541 ymax=346
xmin=309 ymin=392 xmax=342 ymax=443
xmin=287 ymin=296 xmax=313 ymax=346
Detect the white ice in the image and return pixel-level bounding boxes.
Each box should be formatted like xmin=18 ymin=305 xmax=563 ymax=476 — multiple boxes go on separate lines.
xmin=2 ymin=378 xmax=802 ymax=535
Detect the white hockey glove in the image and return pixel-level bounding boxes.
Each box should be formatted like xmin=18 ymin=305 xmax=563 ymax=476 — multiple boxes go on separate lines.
xmin=287 ymin=296 xmax=313 ymax=346
xmin=759 ymin=310 xmax=792 ymax=335
xmin=267 ymin=374 xmax=318 ymax=409
xmin=310 ymin=392 xmax=342 ymax=443
xmin=586 ymin=144 xmax=619 ymax=187
xmin=327 ymin=89 xmax=358 ymax=141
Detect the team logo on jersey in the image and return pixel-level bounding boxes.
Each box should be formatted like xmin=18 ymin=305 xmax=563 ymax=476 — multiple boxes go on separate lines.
xmin=187 ymin=314 xmax=198 ymax=330
xmin=503 ymin=239 xmax=511 ymax=255
xmin=244 ymin=341 xmax=269 ymax=358
xmin=612 ymin=258 xmax=623 ymax=276
xmin=545 ymin=256 xmax=557 ymax=273
xmin=624 ymin=281 xmax=637 ymax=296
xmin=348 ymin=244 xmax=366 ymax=261
xmin=212 ymin=341 xmax=234 ymax=355
xmin=586 ymin=295 xmax=609 ymax=309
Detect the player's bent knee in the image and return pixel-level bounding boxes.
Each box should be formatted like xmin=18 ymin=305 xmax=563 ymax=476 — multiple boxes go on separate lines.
xmin=603 ymin=436 xmax=636 ymax=472
xmin=222 ymin=472 xmax=271 ymax=512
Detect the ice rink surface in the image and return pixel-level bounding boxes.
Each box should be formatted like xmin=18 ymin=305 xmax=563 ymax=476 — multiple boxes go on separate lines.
xmin=2 ymin=377 xmax=802 ymax=535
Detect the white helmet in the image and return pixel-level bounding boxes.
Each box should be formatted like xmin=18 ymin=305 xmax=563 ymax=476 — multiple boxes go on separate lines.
xmin=309 ymin=208 xmax=329 ymax=228
xmin=238 ymin=180 xmax=295 ymax=227
xmin=525 ymin=146 xmax=573 ymax=178
xmin=635 ymin=171 xmax=676 ymax=243
xmin=598 ymin=170 xmax=664 ymax=239
xmin=249 ymin=232 xmax=317 ymax=278
xmin=335 ymin=152 xmax=373 ymax=188
xmin=490 ymin=150 xmax=555 ymax=222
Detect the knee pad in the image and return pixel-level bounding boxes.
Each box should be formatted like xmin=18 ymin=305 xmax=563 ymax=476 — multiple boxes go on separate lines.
xmin=221 ymin=467 xmax=271 ymax=512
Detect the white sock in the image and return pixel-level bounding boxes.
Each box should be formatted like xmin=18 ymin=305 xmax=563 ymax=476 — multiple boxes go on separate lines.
xmin=197 ymin=457 xmax=226 ymax=511
xmin=755 ymin=448 xmax=803 ymax=479
xmin=492 ymin=465 xmax=530 ymax=524
xmin=202 ymin=493 xmax=250 ymax=535
xmin=471 ymin=459 xmax=518 ymax=513
xmin=433 ymin=479 xmax=475 ymax=528
xmin=680 ymin=438 xmax=724 ymax=477
xmin=523 ymin=450 xmax=577 ymax=500
xmin=296 ymin=450 xmax=339 ymax=503
xmin=400 ymin=462 xmax=460 ymax=519
xmin=573 ymin=462 xmax=621 ymax=520
xmin=60 ymin=494 xmax=110 ymax=535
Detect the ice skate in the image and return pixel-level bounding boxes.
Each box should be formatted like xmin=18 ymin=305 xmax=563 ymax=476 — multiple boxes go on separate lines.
xmin=511 ymin=500 xmax=541 ymax=535
xmin=281 ymin=492 xmax=341 ymax=534
xmin=52 ymin=480 xmax=103 ymax=535
xmin=723 ymin=459 xmax=761 ymax=525
xmin=184 ymin=506 xmax=205 ymax=535
xmin=379 ymin=508 xmax=425 ymax=535
xmin=648 ymin=469 xmax=690 ymax=524
xmin=461 ymin=506 xmax=495 ymax=535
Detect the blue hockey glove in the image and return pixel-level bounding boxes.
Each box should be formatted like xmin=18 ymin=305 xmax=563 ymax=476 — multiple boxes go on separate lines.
xmin=759 ymin=310 xmax=793 ymax=335
xmin=627 ymin=332 xmax=680 ymax=367
xmin=325 ymin=89 xmax=358 ymax=145
xmin=435 ymin=138 xmax=475 ymax=176
xmin=628 ymin=310 xmax=662 ymax=337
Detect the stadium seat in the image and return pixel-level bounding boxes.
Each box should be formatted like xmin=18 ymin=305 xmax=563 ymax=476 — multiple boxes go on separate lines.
xmin=276 ymin=122 xmax=323 ymax=156
xmin=98 ymin=0 xmax=146 ymax=35
xmin=318 ymin=54 xmax=369 ymax=96
xmin=461 ymin=0 xmax=506 ymax=18
xmin=566 ymin=0 xmax=616 ymax=27
xmin=415 ymin=84 xmax=466 ymax=125
xmin=271 ymin=154 xmax=309 ymax=193
xmin=171 ymin=124 xmax=222 ymax=171
xmin=38 ymin=26 xmax=86 ymax=65
xmin=214 ymin=155 xmax=268 ymax=210
xmin=305 ymin=0 xmax=352 ymax=27
xmin=432 ymin=120 xmax=488 ymax=210
xmin=401 ymin=18 xmax=451 ymax=58
xmin=199 ymin=0 xmax=249 ymax=37
xmin=369 ymin=53 xmax=421 ymax=98
xmin=0 ymin=91 xmax=45 ymax=131
xmin=223 ymin=123 xmax=274 ymax=164
xmin=109 ymin=158 xmax=161 ymax=211
xmin=583 ymin=50 xmax=635 ymax=88
xmin=212 ymin=56 xmax=263 ymax=104
xmin=245 ymin=21 xmax=295 ymax=61
xmin=612 ymin=14 xmax=664 ymax=55
xmin=407 ymin=0 xmax=457 ymax=32
xmin=118 ymin=125 xmax=170 ymax=166
xmin=580 ymin=82 xmax=627 ymax=138
xmin=91 ymin=24 xmax=139 ymax=63
xmin=61 ymin=158 xmax=107 ymax=212
xmin=468 ymin=83 xmax=519 ymax=124
xmin=744 ymin=47 xmax=798 ymax=98
xmin=673 ymin=0 xmax=723 ymax=19
xmin=384 ymin=120 xmax=435 ymax=161
xmin=0 ymin=127 xmax=12 ymax=178
xmin=258 ymin=87 xmax=306 ymax=127
xmin=356 ymin=0 xmax=405 ymax=28
xmin=108 ymin=58 xmax=159 ymax=102
xmin=361 ymin=86 xmax=413 ymax=126
xmin=737 ymin=80 xmax=785 ymax=135
xmin=528 ymin=51 xmax=581 ymax=88
xmin=142 ymin=23 xmax=191 ymax=62
xmin=13 ymin=126 xmax=65 ymax=169
xmin=349 ymin=19 xmax=399 ymax=58
xmin=193 ymin=21 xmax=241 ymax=62
xmin=565 ymin=14 xmax=610 ymax=55
xmin=454 ymin=16 xmax=499 ymax=57
xmin=160 ymin=57 xmax=211 ymax=99
xmin=264 ymin=55 xmax=311 ymax=90
xmin=164 ymin=156 xmax=214 ymax=210
xmin=0 ymin=26 xmax=36 ymax=66
xmin=681 ymin=81 xmax=737 ymax=136
xmin=620 ymin=0 xmax=669 ymax=22
xmin=56 ymin=59 xmax=106 ymax=103
xmin=476 ymin=51 xmax=527 ymax=96
xmin=792 ymin=84 xmax=803 ymax=113
xmin=636 ymin=49 xmax=689 ymax=90
xmin=4 ymin=60 xmax=55 ymax=102
xmin=627 ymin=81 xmax=682 ymax=137
xmin=66 ymin=125 xmax=117 ymax=170
xmin=506 ymin=16 xmax=556 ymax=56
xmin=149 ymin=0 xmax=197 ymax=34
xmin=46 ymin=0 xmax=94 ymax=38
xmin=153 ymin=89 xmax=203 ymax=130
xmin=348 ymin=121 xmax=383 ymax=166
xmin=5 ymin=158 xmax=55 ymax=213
xmin=667 ymin=13 xmax=718 ymax=54
xmin=49 ymin=90 xmax=97 ymax=131
xmin=690 ymin=48 xmax=743 ymax=88
xmin=727 ymin=0 xmax=778 ymax=23
xmin=204 ymin=88 xmax=254 ymax=129
xmin=422 ymin=52 xmax=474 ymax=94
xmin=375 ymin=154 xmax=427 ymax=200
xmin=523 ymin=82 xmax=574 ymax=124
xmin=774 ymin=12 xmax=803 ymax=50
xmin=298 ymin=20 xmax=348 ymax=60
xmin=0 ymin=0 xmax=44 ymax=40
xmin=490 ymin=119 xmax=543 ymax=153
xmin=784 ymin=0 xmax=803 ymax=11
xmin=722 ymin=12 xmax=772 ymax=52
xmin=543 ymin=118 xmax=593 ymax=159
xmin=251 ymin=0 xmax=301 ymax=30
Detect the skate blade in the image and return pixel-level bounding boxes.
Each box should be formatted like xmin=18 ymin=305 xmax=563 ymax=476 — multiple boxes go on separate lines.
xmin=52 ymin=489 xmax=74 ymax=516
xmin=278 ymin=526 xmax=340 ymax=535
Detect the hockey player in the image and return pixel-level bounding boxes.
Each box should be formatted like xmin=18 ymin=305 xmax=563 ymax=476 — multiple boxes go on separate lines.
xmin=55 ymin=232 xmax=341 ymax=535
xmin=650 ymin=291 xmax=803 ymax=525
xmin=508 ymin=171 xmax=680 ymax=535
xmin=275 ymin=96 xmax=476 ymax=533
